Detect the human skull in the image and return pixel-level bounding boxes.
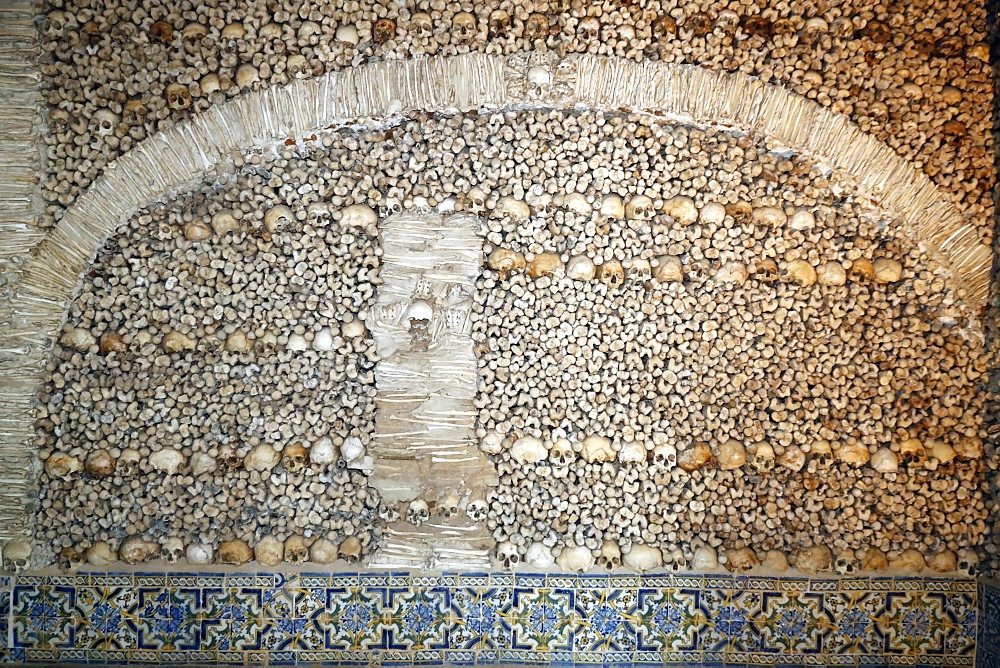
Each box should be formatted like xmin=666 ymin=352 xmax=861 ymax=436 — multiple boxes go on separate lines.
xmin=897 ymin=438 xmax=926 ymax=466
xmin=92 ymin=108 xmax=118 ymax=136
xmin=556 ymin=544 xmax=595 ymax=572
xmin=309 ymin=539 xmax=339 ymax=564
xmin=431 ymin=490 xmax=458 ymax=518
xmin=848 ymin=258 xmax=874 ymax=285
xmin=654 ymin=256 xmax=683 ymax=283
xmin=750 ymin=443 xmax=775 ymax=473
xmin=44 ymin=11 xmax=72 ymax=39
xmin=511 ymin=436 xmax=548 ymax=464
xmin=284 ymin=536 xmax=309 ymax=564
xmin=664 ymin=547 xmax=687 ymax=572
xmin=495 ymin=541 xmax=520 ymax=570
xmin=581 ymin=434 xmax=616 ymax=463
xmin=725 ymin=200 xmax=753 ymax=225
xmin=410 ymin=12 xmax=434 ymax=43
xmin=794 ymin=545 xmax=833 ymax=574
xmin=186 ymin=543 xmax=214 ymax=564
xmin=548 ymin=438 xmax=575 ymax=467
xmin=597 ymin=260 xmax=625 ymax=287
xmin=286 ymin=54 xmax=310 ymax=79
xmin=467 ymin=496 xmax=488 ymax=522
xmin=245 ymin=444 xmax=280 ymax=472
xmin=340 ymin=537 xmax=364 ymax=564
xmin=211 ymin=209 xmax=240 ymax=236
xmin=778 ymin=445 xmax=806 ymax=472
xmin=810 ymin=439 xmax=834 ymax=466
xmin=717 ymin=261 xmax=748 ymax=285
xmin=49 ymin=107 xmax=74 ymax=134
xmin=120 ymin=536 xmax=160 ymax=565
xmin=3 ymin=541 xmax=31 ymax=573
xmin=463 ymin=186 xmax=487 ymax=214
xmin=652 ymin=443 xmax=677 ymax=469
xmin=873 ymin=258 xmax=903 ymax=283
xmin=834 ymin=550 xmax=858 ymax=575
xmin=699 ymin=202 xmax=727 ymax=225
xmin=218 ymin=540 xmax=253 ymax=565
xmin=801 ymin=17 xmax=829 ymax=44
xmin=149 ymin=20 xmax=174 ymax=43
xmin=282 ymin=443 xmax=309 ymax=473
xmin=150 ymin=448 xmax=186 ymax=475
xmin=623 ymin=543 xmax=663 ymax=573
xmin=524 ymin=13 xmax=549 ymax=41
xmin=488 ymin=248 xmax=526 ymax=279
xmin=597 ymin=540 xmax=622 ymax=570
xmin=452 ymin=12 xmax=477 ymax=41
xmin=264 ymin=204 xmax=294 ymax=234
xmin=373 ymin=18 xmax=396 ymax=45
xmin=627 ymin=258 xmax=652 ymax=282
xmin=406 ymin=499 xmax=430 ymax=526
xmin=663 ymin=196 xmax=698 ymax=225
xmin=566 ymin=255 xmax=596 ymax=281
xmin=599 ymin=195 xmax=625 ymax=219
xmin=625 ymin=195 xmax=655 ymax=221
xmin=85 ymin=449 xmax=115 ymax=478
xmin=161 ymin=537 xmax=185 ymax=564
xmin=724 ymin=547 xmax=760 ymax=573
xmin=578 ymin=16 xmax=600 ymax=42
xmin=488 ymin=9 xmax=511 ymax=38
xmin=254 ymin=536 xmax=284 ymax=566
xmin=782 ymin=260 xmax=817 ymax=287
xmin=182 ymin=23 xmax=207 ymax=50
xmin=618 ymin=440 xmax=647 ymax=465
xmin=117 ymin=448 xmax=141 ymax=477
xmin=816 ymin=262 xmax=846 ymax=286
xmin=526 ymin=253 xmax=562 ymax=279
xmin=525 ymin=542 xmax=555 ymax=568
xmin=755 ymin=258 xmax=779 ymax=282
xmin=165 ymin=83 xmax=192 ymax=111
xmin=752 ymin=206 xmax=787 ymax=229
xmin=691 ymin=544 xmax=719 ymax=570
xmin=870 ymin=448 xmax=898 ymax=473
xmin=59 ymin=547 xmax=85 ymax=572
xmin=235 ymin=64 xmax=260 ymax=90
xmin=927 ymin=550 xmax=957 ymax=573
xmin=717 ymin=440 xmax=746 ymax=470
xmin=527 ymin=66 xmax=551 ymax=99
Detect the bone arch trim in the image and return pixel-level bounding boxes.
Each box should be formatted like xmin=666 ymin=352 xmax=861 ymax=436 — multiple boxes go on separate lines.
xmin=1 ymin=52 xmax=988 ymax=539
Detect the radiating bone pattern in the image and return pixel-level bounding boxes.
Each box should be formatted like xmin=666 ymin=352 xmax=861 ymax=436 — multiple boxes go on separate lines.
xmin=37 ymin=0 xmax=993 ymax=243
xmin=31 ymin=108 xmax=987 ymax=572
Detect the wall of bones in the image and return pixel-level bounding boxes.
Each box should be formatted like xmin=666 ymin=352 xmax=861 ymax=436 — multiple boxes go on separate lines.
xmin=0 ymin=0 xmax=996 ymax=576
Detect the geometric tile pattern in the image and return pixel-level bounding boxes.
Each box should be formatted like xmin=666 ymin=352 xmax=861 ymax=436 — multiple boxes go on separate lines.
xmin=980 ymin=579 xmax=1000 ymax=668
xmin=0 ymin=572 xmax=978 ymax=666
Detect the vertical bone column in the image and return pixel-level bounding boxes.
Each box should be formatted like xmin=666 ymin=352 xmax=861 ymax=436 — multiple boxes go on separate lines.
xmin=367 ymin=211 xmax=495 ymax=569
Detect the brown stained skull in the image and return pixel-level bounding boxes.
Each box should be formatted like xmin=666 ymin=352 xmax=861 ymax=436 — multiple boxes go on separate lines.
xmin=149 ymin=20 xmax=174 ymax=44
xmin=652 ymin=15 xmax=677 ymax=41
xmin=742 ymin=15 xmax=772 ymax=38
xmin=488 ymin=10 xmax=511 ymax=39
xmin=524 ymin=13 xmax=549 ymax=41
xmin=862 ymin=20 xmax=890 ymax=45
xmin=165 ymin=83 xmax=192 ymax=111
xmin=688 ymin=12 xmax=713 ymax=37
xmin=373 ymin=18 xmax=396 ymax=45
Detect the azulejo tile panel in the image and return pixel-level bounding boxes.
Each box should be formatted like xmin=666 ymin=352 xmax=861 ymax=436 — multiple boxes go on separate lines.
xmin=0 ymin=572 xmax=978 ymax=666
xmin=979 ymin=579 xmax=1000 ymax=668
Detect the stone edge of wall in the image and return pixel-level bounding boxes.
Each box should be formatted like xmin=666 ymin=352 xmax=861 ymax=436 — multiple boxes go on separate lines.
xmin=0 ymin=52 xmax=988 ymax=541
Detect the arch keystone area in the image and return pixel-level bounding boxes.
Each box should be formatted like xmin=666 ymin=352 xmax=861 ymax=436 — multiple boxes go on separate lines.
xmin=0 ymin=52 xmax=989 ymax=538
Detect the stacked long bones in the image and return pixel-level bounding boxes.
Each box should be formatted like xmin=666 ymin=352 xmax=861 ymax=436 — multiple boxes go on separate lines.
xmin=11 ymin=106 xmax=987 ymax=575
xmin=37 ymin=0 xmax=993 ymax=245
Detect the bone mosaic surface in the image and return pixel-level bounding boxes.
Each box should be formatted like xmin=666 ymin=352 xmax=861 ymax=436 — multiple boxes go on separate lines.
xmin=0 ymin=572 xmax=979 ymax=666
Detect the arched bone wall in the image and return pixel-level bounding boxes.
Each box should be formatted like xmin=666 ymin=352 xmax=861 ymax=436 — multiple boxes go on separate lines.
xmin=0 ymin=52 xmax=991 ymax=539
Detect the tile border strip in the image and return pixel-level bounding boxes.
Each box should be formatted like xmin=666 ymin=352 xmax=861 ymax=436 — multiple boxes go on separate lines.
xmin=0 ymin=571 xmax=979 ymax=666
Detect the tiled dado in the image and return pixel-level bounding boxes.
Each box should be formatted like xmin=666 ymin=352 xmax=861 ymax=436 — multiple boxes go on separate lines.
xmin=0 ymin=572 xmax=977 ymax=666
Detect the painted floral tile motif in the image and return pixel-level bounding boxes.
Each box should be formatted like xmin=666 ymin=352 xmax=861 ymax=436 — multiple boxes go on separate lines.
xmin=1 ymin=572 xmax=978 ymax=666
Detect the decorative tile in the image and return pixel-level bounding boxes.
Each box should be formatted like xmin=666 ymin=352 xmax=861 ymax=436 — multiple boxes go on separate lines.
xmin=0 ymin=571 xmax=978 ymax=666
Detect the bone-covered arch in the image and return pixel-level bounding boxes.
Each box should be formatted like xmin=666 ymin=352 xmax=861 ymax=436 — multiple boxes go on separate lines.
xmin=0 ymin=51 xmax=990 ymax=539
